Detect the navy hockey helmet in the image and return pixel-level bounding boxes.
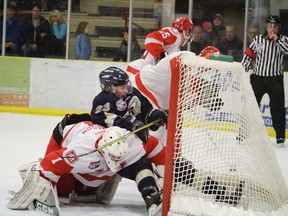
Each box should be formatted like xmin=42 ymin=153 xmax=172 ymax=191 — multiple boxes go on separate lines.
xmin=99 ymin=67 xmax=132 ymax=93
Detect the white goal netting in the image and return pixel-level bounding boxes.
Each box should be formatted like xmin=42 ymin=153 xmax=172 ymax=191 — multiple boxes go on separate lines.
xmin=165 ymin=54 xmax=288 ymax=216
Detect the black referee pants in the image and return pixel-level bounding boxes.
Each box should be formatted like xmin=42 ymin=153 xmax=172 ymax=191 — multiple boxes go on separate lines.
xmin=250 ymin=74 xmax=286 ymax=139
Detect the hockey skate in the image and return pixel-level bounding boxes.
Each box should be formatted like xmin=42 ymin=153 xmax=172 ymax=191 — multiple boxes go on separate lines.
xmin=145 ymin=190 xmax=163 ymax=216
xmin=215 ymin=181 xmax=244 ymax=206
xmin=7 ymin=170 xmax=52 ymax=210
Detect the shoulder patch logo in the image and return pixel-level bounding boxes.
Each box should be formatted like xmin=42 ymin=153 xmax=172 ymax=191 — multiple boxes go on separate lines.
xmin=116 ymin=99 xmax=127 ymax=111
xmin=88 ymin=161 xmax=100 ymax=169
xmin=65 ymin=150 xmax=79 ymax=163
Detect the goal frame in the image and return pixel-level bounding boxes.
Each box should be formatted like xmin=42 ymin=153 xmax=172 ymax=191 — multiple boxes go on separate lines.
xmin=162 ymin=56 xmax=180 ymax=216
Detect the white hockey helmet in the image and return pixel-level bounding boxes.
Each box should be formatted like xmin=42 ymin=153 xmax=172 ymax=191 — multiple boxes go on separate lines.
xmin=98 ymin=127 xmax=128 ymax=172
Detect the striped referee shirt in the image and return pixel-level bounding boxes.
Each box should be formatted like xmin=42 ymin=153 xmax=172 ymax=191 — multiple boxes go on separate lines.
xmin=241 ymin=34 xmax=288 ymax=76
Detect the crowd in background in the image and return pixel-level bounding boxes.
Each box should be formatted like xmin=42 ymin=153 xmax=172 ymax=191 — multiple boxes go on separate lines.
xmin=0 ymin=1 xmax=282 ymax=63
xmin=189 ymin=13 xmax=259 ymax=62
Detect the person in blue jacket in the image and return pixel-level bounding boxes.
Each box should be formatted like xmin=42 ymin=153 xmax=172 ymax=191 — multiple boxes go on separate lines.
xmin=75 ymin=21 xmax=92 ymax=60
xmin=0 ymin=2 xmax=24 ymax=56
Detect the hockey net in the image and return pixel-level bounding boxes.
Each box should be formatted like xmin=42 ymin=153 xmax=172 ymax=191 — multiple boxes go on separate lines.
xmin=162 ymin=54 xmax=288 ymax=216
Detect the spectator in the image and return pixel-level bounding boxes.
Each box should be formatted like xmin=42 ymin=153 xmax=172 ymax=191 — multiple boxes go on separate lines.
xmin=219 ymin=24 xmax=243 ymax=62
xmin=211 ymin=13 xmax=225 ymax=47
xmin=247 ymin=23 xmax=260 ymax=46
xmin=21 ymin=3 xmax=51 ymax=57
xmin=0 ymin=2 xmax=24 ymax=56
xmin=190 ymin=25 xmax=206 ymax=55
xmin=202 ymin=21 xmax=213 ymax=45
xmin=113 ymin=28 xmax=142 ymax=62
xmin=241 ymin=15 xmax=288 ymax=145
xmin=75 ymin=21 xmax=92 ymax=60
xmin=49 ymin=9 xmax=67 ymax=56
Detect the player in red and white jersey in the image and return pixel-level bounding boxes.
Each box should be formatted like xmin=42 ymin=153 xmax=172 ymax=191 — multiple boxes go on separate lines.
xmin=8 ymin=120 xmax=163 ymax=213
xmin=130 ymin=51 xmax=192 ymax=110
xmin=39 ymin=121 xmax=151 ymax=187
xmin=126 ymin=17 xmax=194 ymax=75
xmin=129 ymin=46 xmax=222 ymax=110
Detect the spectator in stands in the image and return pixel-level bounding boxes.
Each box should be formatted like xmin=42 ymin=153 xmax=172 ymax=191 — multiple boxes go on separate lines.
xmin=219 ymin=24 xmax=243 ymax=62
xmin=202 ymin=21 xmax=213 ymax=45
xmin=211 ymin=13 xmax=225 ymax=48
xmin=190 ymin=25 xmax=206 ymax=55
xmin=21 ymin=3 xmax=51 ymax=57
xmin=75 ymin=21 xmax=92 ymax=60
xmin=49 ymin=9 xmax=67 ymax=56
xmin=113 ymin=28 xmax=142 ymax=62
xmin=247 ymin=23 xmax=260 ymax=46
xmin=0 ymin=2 xmax=24 ymax=56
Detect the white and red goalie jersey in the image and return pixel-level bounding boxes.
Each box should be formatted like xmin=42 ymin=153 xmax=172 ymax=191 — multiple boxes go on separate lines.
xmin=143 ymin=27 xmax=183 ymax=65
xmin=38 ymin=121 xmax=149 ymax=188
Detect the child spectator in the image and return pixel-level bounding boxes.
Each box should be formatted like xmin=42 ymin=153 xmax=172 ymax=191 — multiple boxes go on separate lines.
xmin=0 ymin=2 xmax=24 ymax=56
xmin=113 ymin=28 xmax=142 ymax=62
xmin=49 ymin=9 xmax=67 ymax=56
xmin=202 ymin=21 xmax=213 ymax=45
xmin=21 ymin=3 xmax=51 ymax=57
xmin=75 ymin=21 xmax=92 ymax=60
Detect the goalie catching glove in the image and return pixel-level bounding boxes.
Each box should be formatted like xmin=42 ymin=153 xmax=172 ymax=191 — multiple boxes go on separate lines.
xmin=125 ymin=115 xmax=149 ymax=142
xmin=146 ymin=109 xmax=168 ymax=131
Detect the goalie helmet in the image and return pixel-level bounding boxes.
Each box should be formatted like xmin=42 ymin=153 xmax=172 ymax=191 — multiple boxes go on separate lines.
xmin=99 ymin=67 xmax=132 ymax=94
xmin=98 ymin=127 xmax=129 ymax=172
xmin=172 ymin=17 xmax=195 ymax=46
xmin=199 ymin=46 xmax=222 ymax=57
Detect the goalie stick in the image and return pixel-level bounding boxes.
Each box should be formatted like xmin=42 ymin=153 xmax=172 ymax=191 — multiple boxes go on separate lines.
xmin=33 ymin=200 xmax=60 ymax=216
xmin=61 ymin=119 xmax=161 ymax=159
xmin=8 ymin=190 xmax=60 ymax=216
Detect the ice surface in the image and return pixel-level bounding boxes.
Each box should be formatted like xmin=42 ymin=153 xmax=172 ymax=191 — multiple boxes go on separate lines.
xmin=0 ymin=113 xmax=287 ymax=216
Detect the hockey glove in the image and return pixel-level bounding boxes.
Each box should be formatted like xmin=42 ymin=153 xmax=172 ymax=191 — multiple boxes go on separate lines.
xmin=53 ymin=113 xmax=91 ymax=144
xmin=125 ymin=115 xmax=149 ymax=142
xmin=156 ymin=51 xmax=167 ymax=63
xmin=146 ymin=109 xmax=168 ymax=131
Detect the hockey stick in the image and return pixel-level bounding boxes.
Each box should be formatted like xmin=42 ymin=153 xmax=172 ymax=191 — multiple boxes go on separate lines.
xmin=61 ymin=119 xmax=161 ymax=159
xmin=33 ymin=200 xmax=60 ymax=216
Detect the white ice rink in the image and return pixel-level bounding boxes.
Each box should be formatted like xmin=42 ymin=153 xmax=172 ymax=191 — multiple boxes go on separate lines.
xmin=0 ymin=112 xmax=288 ymax=216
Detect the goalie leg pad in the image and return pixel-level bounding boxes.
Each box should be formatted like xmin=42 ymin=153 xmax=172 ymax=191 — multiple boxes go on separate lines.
xmin=7 ymin=171 xmax=51 ymax=210
xmin=95 ymin=174 xmax=122 ymax=204
xmin=18 ymin=160 xmax=41 ymax=184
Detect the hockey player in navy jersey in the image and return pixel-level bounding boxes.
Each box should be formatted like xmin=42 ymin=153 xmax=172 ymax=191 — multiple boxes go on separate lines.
xmin=91 ymin=67 xmax=168 ymax=187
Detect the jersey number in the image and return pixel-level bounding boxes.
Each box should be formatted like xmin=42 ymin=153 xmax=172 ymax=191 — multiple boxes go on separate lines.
xmin=160 ymin=31 xmax=171 ymax=39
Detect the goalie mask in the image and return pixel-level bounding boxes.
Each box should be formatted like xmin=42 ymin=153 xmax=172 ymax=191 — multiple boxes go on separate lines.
xmin=99 ymin=67 xmax=133 ymax=95
xmin=172 ymin=17 xmax=195 ymax=46
xmin=98 ymin=127 xmax=128 ymax=172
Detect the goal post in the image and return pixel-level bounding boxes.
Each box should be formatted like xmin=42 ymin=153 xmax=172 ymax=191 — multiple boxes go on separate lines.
xmin=162 ymin=54 xmax=288 ymax=216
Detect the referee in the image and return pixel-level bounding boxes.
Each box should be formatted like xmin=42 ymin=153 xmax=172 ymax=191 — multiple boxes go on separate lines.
xmin=241 ymin=15 xmax=288 ymax=145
